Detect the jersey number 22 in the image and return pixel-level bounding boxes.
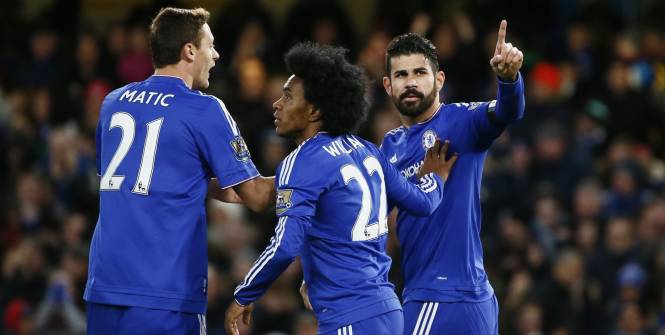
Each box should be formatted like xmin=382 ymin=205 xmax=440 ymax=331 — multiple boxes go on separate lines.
xmin=341 ymin=156 xmax=388 ymax=241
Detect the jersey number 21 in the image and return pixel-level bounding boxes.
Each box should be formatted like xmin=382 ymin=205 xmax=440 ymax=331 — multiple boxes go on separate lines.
xmin=100 ymin=112 xmax=163 ymax=195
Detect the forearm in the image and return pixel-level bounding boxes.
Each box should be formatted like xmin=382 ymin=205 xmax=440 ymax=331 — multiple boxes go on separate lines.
xmin=494 ymin=72 xmax=525 ymax=124
xmin=234 ymin=216 xmax=305 ymax=305
xmin=390 ymin=173 xmax=444 ymax=216
xmin=234 ymin=176 xmax=276 ymax=212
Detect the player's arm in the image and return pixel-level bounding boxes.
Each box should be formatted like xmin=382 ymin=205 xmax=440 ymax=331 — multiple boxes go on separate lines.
xmin=233 ymin=176 xmax=276 ymax=212
xmin=226 ymin=156 xmax=319 ymax=334
xmin=474 ymin=20 xmax=525 ymax=139
xmin=383 ymin=140 xmax=457 ymax=216
xmin=195 ymin=98 xmax=274 ymax=210
xmin=225 ymin=214 xmax=310 ymax=334
xmin=208 ymin=177 xmax=276 ymax=211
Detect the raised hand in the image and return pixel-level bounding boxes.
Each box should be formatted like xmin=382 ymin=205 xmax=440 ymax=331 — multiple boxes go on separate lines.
xmin=490 ymin=20 xmax=523 ymax=81
xmin=417 ymin=139 xmax=458 ymax=181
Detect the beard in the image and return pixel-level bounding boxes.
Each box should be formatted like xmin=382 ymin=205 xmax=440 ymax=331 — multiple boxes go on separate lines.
xmin=392 ymin=86 xmax=438 ymax=118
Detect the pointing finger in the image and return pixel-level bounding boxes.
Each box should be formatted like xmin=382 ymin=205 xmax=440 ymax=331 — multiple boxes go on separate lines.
xmin=496 ymin=19 xmax=507 ymax=50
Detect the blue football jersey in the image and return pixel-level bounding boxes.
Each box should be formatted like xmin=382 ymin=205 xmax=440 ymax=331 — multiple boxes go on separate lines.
xmin=233 ymin=132 xmax=444 ymax=333
xmin=84 ymin=75 xmax=259 ymax=314
xmin=380 ymin=74 xmax=525 ymax=304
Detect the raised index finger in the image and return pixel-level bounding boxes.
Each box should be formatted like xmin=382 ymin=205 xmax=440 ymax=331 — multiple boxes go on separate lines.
xmin=496 ymin=19 xmax=507 ymax=47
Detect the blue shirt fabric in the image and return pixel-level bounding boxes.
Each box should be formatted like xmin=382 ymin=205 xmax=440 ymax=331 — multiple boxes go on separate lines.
xmin=84 ymin=75 xmax=259 ymax=314
xmin=380 ymin=74 xmax=525 ymax=304
xmin=233 ymin=133 xmax=444 ymax=333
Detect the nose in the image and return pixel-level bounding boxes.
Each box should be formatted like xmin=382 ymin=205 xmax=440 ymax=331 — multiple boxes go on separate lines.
xmin=405 ymin=76 xmax=418 ymax=89
xmin=213 ymin=48 xmax=220 ymax=61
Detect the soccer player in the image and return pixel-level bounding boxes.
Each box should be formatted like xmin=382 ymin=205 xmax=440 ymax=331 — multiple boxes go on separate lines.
xmin=380 ymin=21 xmax=525 ymax=334
xmin=84 ymin=7 xmax=275 ymax=334
xmin=224 ymin=42 xmax=458 ymax=335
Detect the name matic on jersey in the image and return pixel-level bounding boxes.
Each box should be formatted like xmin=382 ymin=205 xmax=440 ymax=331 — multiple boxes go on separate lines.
xmin=119 ymin=90 xmax=175 ymax=107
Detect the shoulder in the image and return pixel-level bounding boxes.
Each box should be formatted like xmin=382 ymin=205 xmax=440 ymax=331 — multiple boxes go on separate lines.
xmin=351 ymin=135 xmax=381 ymax=154
xmin=104 ymin=83 xmax=137 ymax=104
xmin=185 ymin=91 xmax=230 ymax=114
xmin=277 ymin=135 xmax=333 ymax=187
xmin=384 ymin=125 xmax=406 ymax=139
xmin=443 ymin=101 xmax=495 ymax=115
xmin=381 ymin=126 xmax=406 ymax=150
xmin=185 ymin=92 xmax=240 ymax=130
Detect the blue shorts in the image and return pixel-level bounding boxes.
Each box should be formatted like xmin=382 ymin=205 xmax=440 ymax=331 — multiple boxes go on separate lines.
xmin=403 ymin=295 xmax=498 ymax=335
xmin=321 ymin=309 xmax=403 ymax=335
xmin=86 ymin=302 xmax=206 ymax=335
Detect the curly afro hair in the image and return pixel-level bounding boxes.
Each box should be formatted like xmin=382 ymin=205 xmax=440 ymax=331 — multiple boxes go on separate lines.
xmin=385 ymin=33 xmax=439 ymax=76
xmin=284 ymin=42 xmax=368 ymax=136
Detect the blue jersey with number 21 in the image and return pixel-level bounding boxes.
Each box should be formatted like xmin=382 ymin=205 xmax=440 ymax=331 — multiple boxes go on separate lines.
xmin=84 ymin=75 xmax=259 ymax=314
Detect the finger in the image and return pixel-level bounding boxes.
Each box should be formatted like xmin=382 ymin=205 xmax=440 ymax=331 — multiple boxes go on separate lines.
xmin=432 ymin=139 xmax=443 ymax=157
xmin=506 ymin=47 xmax=518 ymax=66
xmin=513 ymin=50 xmax=524 ymax=69
xmin=496 ymin=19 xmax=507 ymax=51
xmin=242 ymin=310 xmax=252 ymax=325
xmin=425 ymin=140 xmax=437 ymax=160
xmin=500 ymin=43 xmax=513 ymax=68
xmin=447 ymin=152 xmax=459 ymax=165
xmin=440 ymin=140 xmax=450 ymax=156
xmin=490 ymin=55 xmax=503 ymax=68
xmin=225 ymin=319 xmax=238 ymax=335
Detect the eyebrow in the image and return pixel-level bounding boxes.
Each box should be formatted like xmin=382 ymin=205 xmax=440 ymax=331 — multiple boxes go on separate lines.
xmin=393 ymin=67 xmax=430 ymax=75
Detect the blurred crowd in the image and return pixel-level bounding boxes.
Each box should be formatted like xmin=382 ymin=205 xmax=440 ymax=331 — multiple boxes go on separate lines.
xmin=1 ymin=0 xmax=665 ymax=334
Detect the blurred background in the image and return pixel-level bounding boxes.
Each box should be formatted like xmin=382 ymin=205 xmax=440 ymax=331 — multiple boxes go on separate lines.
xmin=1 ymin=0 xmax=665 ymax=334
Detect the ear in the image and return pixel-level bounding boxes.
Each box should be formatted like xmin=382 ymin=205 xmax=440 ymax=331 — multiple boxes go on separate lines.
xmin=308 ymin=105 xmax=322 ymax=123
xmin=436 ymin=70 xmax=445 ymax=91
xmin=382 ymin=76 xmax=391 ymax=95
xmin=181 ymin=42 xmax=196 ymax=63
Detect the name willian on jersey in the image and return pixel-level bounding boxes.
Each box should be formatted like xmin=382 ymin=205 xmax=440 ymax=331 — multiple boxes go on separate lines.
xmin=321 ymin=136 xmax=366 ymax=157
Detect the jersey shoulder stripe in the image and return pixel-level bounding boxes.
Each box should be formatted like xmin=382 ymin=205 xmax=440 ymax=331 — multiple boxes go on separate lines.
xmin=278 ymin=136 xmax=317 ymax=186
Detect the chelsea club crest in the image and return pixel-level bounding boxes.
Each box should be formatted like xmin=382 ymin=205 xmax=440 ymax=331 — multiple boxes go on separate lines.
xmin=422 ymin=129 xmax=437 ymax=150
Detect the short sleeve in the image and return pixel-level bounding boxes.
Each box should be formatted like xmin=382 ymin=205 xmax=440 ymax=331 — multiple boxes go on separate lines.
xmin=192 ymin=97 xmax=259 ymax=188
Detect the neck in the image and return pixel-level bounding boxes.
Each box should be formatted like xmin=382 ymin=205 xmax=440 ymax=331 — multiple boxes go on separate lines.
xmin=154 ymin=66 xmax=193 ymax=89
xmin=400 ymin=99 xmax=442 ymax=127
xmin=295 ymin=124 xmax=322 ymax=145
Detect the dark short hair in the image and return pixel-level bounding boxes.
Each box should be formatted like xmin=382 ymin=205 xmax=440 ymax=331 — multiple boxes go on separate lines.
xmin=149 ymin=7 xmax=210 ymax=68
xmin=284 ymin=42 xmax=368 ymax=136
xmin=385 ymin=33 xmax=439 ymax=76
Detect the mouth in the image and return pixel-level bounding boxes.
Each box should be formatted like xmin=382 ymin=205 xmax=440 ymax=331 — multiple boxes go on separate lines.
xmin=402 ymin=95 xmax=421 ymax=103
xmin=400 ymin=91 xmax=424 ymax=103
